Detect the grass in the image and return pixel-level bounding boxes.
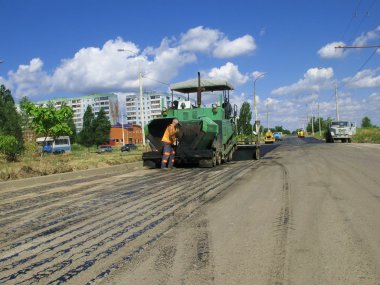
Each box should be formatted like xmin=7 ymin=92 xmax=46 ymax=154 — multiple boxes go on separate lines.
xmin=352 ymin=127 xmax=380 ymax=143
xmin=0 ymin=143 xmax=144 ymax=181
xmin=309 ymin=127 xmax=380 ymax=143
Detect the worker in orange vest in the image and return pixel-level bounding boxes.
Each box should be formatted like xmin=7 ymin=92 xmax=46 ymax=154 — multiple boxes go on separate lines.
xmin=161 ymin=118 xmax=179 ymax=169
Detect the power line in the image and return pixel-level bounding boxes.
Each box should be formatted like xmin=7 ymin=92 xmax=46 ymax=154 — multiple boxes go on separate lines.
xmin=356 ymin=47 xmax=379 ymax=72
xmin=341 ymin=0 xmax=363 ymax=42
xmin=142 ymin=75 xmax=170 ymax=86
xmin=348 ymin=0 xmax=378 ymax=44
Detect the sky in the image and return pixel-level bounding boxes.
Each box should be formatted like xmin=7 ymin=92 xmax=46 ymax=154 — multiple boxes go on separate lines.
xmin=0 ymin=0 xmax=379 ymax=130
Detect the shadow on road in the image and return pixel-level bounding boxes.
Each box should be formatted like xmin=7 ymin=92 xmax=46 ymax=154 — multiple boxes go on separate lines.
xmin=233 ymin=144 xmax=280 ymax=161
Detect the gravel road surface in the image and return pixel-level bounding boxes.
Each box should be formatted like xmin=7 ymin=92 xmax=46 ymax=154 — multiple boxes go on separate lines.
xmin=1 ymin=137 xmax=379 ymax=285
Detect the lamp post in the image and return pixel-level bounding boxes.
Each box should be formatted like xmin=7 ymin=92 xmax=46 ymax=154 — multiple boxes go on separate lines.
xmin=253 ymin=72 xmax=266 ymax=160
xmin=118 ymin=49 xmax=146 ymax=146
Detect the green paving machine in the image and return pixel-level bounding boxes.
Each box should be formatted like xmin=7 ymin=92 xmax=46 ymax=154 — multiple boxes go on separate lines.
xmin=143 ymin=73 xmax=238 ymax=168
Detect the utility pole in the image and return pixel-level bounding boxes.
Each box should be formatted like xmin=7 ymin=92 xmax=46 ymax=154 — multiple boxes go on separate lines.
xmin=121 ymin=114 xmax=125 ymax=145
xmin=266 ymin=103 xmax=269 ymax=131
xmin=253 ymin=73 xmax=265 ymax=160
xmin=335 ymin=81 xmax=340 ymax=121
xmin=139 ymin=70 xmax=145 ymax=146
xmin=311 ymin=103 xmax=314 ymax=136
xmin=318 ymin=103 xmax=321 ymax=137
xmin=117 ymin=48 xmax=146 ymax=146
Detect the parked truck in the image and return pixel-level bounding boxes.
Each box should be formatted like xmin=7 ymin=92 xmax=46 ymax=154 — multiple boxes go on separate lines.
xmin=326 ymin=121 xmax=356 ymax=143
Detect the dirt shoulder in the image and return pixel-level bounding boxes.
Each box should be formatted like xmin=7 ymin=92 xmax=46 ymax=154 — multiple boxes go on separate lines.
xmin=0 ymin=150 xmax=143 ymax=182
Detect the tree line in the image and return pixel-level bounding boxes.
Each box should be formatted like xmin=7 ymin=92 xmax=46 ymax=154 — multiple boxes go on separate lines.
xmin=237 ymin=102 xmax=291 ymax=136
xmin=0 ymin=85 xmax=111 ymax=161
xmin=305 ymin=115 xmax=377 ymax=135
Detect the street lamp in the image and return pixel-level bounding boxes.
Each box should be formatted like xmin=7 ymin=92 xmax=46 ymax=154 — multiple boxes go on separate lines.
xmin=253 ymin=72 xmax=266 ymax=160
xmin=117 ymin=49 xmax=146 ymax=146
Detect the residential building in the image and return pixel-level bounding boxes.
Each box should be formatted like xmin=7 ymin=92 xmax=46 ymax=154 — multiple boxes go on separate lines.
xmin=122 ymin=91 xmax=194 ymax=125
xmin=35 ymin=93 xmax=119 ymax=132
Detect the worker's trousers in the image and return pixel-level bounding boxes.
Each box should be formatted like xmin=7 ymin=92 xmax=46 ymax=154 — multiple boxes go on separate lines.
xmin=161 ymin=142 xmax=175 ymax=169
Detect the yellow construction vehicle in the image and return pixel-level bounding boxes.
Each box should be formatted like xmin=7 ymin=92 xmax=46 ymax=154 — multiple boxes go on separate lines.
xmin=297 ymin=129 xmax=305 ymax=138
xmin=264 ymin=130 xmax=275 ymax=144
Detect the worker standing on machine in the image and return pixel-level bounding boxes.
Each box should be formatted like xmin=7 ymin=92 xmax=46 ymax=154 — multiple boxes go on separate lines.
xmin=161 ymin=118 xmax=179 ymax=169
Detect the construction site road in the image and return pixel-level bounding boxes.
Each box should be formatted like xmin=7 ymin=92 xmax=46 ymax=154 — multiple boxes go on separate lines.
xmin=1 ymin=137 xmax=380 ymax=285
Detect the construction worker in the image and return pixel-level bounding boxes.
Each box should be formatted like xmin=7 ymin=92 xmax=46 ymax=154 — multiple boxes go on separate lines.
xmin=161 ymin=118 xmax=179 ymax=169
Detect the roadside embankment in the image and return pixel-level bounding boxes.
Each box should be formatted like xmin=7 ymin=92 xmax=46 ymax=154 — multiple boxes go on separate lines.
xmin=0 ymin=149 xmax=143 ymax=182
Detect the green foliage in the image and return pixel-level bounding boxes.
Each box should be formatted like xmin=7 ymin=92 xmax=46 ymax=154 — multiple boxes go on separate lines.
xmin=0 ymin=85 xmax=24 ymax=150
xmin=26 ymin=101 xmax=74 ymax=140
xmin=237 ymin=102 xmax=252 ymax=135
xmin=93 ymin=108 xmax=111 ymax=145
xmin=78 ymin=105 xmax=95 ymax=148
xmin=353 ymin=127 xmax=380 ymax=143
xmin=19 ymin=96 xmax=33 ymax=132
xmin=0 ymin=135 xmax=20 ymax=161
xmin=66 ymin=116 xmax=77 ymax=143
xmin=307 ymin=116 xmax=332 ymax=135
xmin=361 ymin=116 xmax=373 ymax=128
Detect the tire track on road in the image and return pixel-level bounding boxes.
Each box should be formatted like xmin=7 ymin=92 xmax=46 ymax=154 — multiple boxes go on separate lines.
xmin=0 ymin=162 xmax=256 ymax=285
xmin=269 ymin=161 xmax=293 ymax=285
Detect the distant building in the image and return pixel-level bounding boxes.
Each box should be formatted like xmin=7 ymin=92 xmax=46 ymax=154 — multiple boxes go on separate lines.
xmin=35 ymin=93 xmax=119 ymax=132
xmin=109 ymin=124 xmax=143 ymax=145
xmin=122 ymin=91 xmax=194 ymax=125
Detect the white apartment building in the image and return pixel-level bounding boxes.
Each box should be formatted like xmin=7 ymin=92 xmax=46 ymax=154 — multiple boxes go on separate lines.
xmin=123 ymin=91 xmax=193 ymax=125
xmin=35 ymin=93 xmax=119 ymax=132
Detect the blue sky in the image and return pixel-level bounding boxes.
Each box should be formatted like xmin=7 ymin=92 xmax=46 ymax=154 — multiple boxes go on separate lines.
xmin=0 ymin=0 xmax=379 ymax=130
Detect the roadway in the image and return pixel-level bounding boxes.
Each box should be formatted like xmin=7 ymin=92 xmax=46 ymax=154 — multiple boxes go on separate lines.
xmin=0 ymin=136 xmax=379 ymax=284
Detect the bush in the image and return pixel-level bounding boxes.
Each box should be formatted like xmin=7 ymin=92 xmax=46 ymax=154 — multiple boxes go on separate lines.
xmin=0 ymin=135 xmax=20 ymax=161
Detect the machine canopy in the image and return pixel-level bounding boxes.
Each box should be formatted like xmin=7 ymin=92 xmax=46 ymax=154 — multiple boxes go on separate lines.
xmin=170 ymin=78 xmax=234 ymax=93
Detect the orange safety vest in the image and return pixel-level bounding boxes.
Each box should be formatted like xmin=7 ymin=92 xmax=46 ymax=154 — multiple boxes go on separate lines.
xmin=162 ymin=124 xmax=177 ymax=144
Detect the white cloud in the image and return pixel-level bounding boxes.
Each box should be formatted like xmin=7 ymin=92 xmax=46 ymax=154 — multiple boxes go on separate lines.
xmin=272 ymin=67 xmax=334 ymax=96
xmin=179 ymin=26 xmax=220 ymax=52
xmin=207 ymin=62 xmax=249 ymax=86
xmin=179 ymin=26 xmax=256 ymax=58
xmin=213 ymin=35 xmax=256 ymax=58
xmin=4 ymin=27 xmax=257 ymax=99
xmin=342 ymin=68 xmax=380 ymax=89
xmin=318 ymin=41 xmax=346 ymax=59
xmin=6 ymin=58 xmax=52 ymax=98
xmin=353 ymin=25 xmax=380 ymax=46
xmin=318 ymin=26 xmax=380 ymax=60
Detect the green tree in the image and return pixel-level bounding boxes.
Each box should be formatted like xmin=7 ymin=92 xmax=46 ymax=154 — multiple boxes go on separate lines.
xmin=0 ymin=135 xmax=20 ymax=161
xmin=273 ymin=125 xmax=291 ymax=135
xmin=361 ymin=116 xmax=372 ymax=128
xmin=66 ymin=116 xmax=77 ymax=143
xmin=19 ymin=96 xmax=33 ymax=133
xmin=237 ymin=102 xmax=252 ymax=135
xmin=78 ymin=105 xmax=95 ymax=148
xmin=93 ymin=108 xmax=111 ymax=145
xmin=26 ymin=102 xmax=74 ymax=143
xmin=0 ymin=85 xmax=23 ymax=143
xmin=0 ymin=85 xmax=23 ymax=160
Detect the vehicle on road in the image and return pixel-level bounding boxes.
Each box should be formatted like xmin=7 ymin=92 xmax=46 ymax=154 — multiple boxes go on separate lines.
xmin=273 ymin=132 xmax=282 ymax=141
xmin=143 ymin=73 xmax=238 ymax=168
xmin=121 ymin=143 xmax=138 ymax=152
xmin=36 ymin=136 xmax=71 ymax=154
xmin=297 ymin=130 xmax=305 ymax=138
xmin=264 ymin=130 xmax=275 ymax=144
xmin=96 ymin=145 xmax=113 ymax=153
xmin=326 ymin=121 xmax=356 ymax=143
